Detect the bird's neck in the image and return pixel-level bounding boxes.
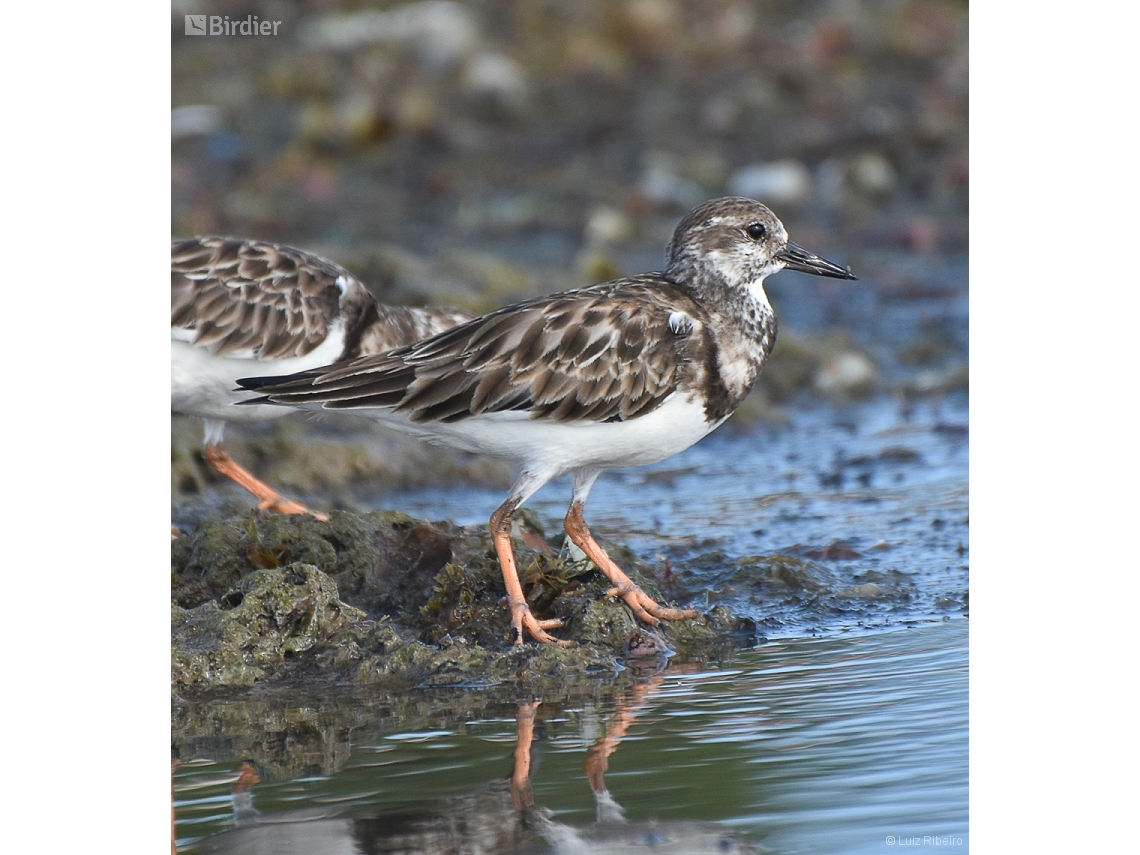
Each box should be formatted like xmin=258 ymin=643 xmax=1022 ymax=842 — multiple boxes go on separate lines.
xmin=674 ymin=268 xmax=778 ymax=410
xmin=680 ymin=270 xmax=775 ymax=345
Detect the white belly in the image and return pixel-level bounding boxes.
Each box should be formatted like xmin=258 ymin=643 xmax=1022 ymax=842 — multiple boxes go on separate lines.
xmin=171 ymin=329 xmax=347 ymax=424
xmin=339 ymin=390 xmax=722 ymax=479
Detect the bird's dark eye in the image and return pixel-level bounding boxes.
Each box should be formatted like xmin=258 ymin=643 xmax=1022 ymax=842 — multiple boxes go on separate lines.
xmin=745 ymin=223 xmax=767 ymax=240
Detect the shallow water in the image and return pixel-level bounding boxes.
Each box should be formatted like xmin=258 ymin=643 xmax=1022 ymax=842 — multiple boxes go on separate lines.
xmin=174 ymin=619 xmax=967 ymax=854
xmin=366 ymin=393 xmax=968 ymax=636
xmin=173 ymin=390 xmax=968 ymax=853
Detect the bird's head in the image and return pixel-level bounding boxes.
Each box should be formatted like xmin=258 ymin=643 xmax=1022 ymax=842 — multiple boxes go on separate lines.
xmin=665 ymin=196 xmax=856 ymax=291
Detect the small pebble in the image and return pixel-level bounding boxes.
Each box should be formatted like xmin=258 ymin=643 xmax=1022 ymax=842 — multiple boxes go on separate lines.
xmin=728 ymin=159 xmax=812 ymax=206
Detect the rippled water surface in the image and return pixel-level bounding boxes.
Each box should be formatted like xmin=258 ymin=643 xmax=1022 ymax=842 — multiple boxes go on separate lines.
xmin=174 ymin=619 xmax=967 ymax=854
xmin=174 ymin=390 xmax=968 ymax=853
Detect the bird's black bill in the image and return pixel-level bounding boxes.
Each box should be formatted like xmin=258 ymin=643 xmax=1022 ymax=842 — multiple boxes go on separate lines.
xmin=777 ymin=241 xmax=857 ymax=280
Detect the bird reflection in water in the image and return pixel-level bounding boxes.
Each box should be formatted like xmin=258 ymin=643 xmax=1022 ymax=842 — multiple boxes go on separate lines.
xmin=177 ymin=675 xmax=757 ymax=854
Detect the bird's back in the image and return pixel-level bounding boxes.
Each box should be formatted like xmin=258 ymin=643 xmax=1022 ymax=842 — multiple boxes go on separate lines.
xmin=171 ymin=236 xmax=371 ymax=361
xmin=172 ymin=236 xmax=474 ymax=422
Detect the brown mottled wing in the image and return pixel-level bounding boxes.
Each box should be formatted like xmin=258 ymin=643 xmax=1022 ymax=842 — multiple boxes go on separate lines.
xmin=171 ymin=236 xmax=366 ymax=360
xmin=356 ymin=304 xmax=477 ymax=357
xmin=241 ymin=276 xmax=705 ymax=425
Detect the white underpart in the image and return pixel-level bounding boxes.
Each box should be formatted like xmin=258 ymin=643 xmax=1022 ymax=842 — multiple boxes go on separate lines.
xmin=313 ymin=390 xmax=717 ymax=500
xmin=171 ymin=318 xmax=350 ymax=438
xmin=745 ymin=271 xmax=775 ymax=313
xmin=712 ymin=273 xmax=776 ymax=396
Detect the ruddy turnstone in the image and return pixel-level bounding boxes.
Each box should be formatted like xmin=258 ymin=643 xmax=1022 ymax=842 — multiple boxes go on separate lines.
xmin=172 ymin=236 xmax=473 ymax=524
xmin=237 ymin=197 xmax=856 ymax=645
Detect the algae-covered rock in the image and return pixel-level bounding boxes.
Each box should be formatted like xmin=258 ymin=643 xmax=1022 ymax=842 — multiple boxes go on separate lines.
xmin=172 ymin=510 xmax=475 ymax=617
xmin=355 ymin=635 xmax=624 ymax=693
xmin=171 ymin=510 xmax=757 ymax=699
xmin=730 ymin=554 xmax=837 ymax=594
xmin=835 ymin=569 xmax=916 ymax=602
xmin=171 ymin=563 xmax=376 ymax=693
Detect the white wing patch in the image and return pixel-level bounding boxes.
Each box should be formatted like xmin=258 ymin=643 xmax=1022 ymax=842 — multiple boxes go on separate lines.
xmin=668 ymin=311 xmax=694 ymax=334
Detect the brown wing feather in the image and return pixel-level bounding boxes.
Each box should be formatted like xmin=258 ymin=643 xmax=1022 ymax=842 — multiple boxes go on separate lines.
xmin=171 ymin=236 xmax=358 ymax=359
xmin=243 ymin=275 xmax=710 ymax=425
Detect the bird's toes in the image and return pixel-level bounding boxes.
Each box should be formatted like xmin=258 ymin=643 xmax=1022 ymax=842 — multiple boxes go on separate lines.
xmin=516 ymin=623 xmax=573 ymax=647
xmin=645 ymin=602 xmax=699 ymax=621
xmin=512 ymin=606 xmax=572 ymax=645
xmin=262 ymin=496 xmax=319 ymax=517
xmin=618 ymin=592 xmax=659 ymax=625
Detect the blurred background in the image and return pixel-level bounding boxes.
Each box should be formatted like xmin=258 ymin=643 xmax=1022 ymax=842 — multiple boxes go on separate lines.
xmin=171 ymin=0 xmax=967 ymax=512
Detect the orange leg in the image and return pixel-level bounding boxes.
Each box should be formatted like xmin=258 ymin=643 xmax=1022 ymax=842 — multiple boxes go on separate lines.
xmin=511 ymin=702 xmax=540 ymax=811
xmin=564 ymin=502 xmax=698 ymax=625
xmin=204 ymin=443 xmax=328 ymax=521
xmin=490 ymin=500 xmax=571 ymax=646
xmin=585 ymin=677 xmax=663 ymax=793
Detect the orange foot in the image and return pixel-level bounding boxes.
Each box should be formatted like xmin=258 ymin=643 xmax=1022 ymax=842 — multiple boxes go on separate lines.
xmin=491 ymin=501 xmax=574 ymax=646
xmin=256 ymin=492 xmax=328 ymax=520
xmin=565 ymin=503 xmax=699 ymax=626
xmin=509 ymin=599 xmax=571 ymax=647
xmin=204 ymin=443 xmax=328 ymax=521
xmin=601 ymin=584 xmax=699 ymax=625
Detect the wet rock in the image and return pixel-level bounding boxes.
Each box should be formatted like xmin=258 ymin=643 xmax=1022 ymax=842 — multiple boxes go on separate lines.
xmin=562 ymin=597 xmax=642 ymax=652
xmin=849 ymin=151 xmax=897 ymax=196
xmin=171 ymin=564 xmax=373 ymax=693
xmin=836 ymin=582 xmax=893 ymax=600
xmin=172 ymin=510 xmax=475 ymax=617
xmin=171 ymin=509 xmax=737 ymax=699
xmin=584 ymin=205 xmax=634 ymax=247
xmin=896 ymin=363 xmax=969 ymax=397
xmin=728 ymin=159 xmax=812 ymax=206
xmin=755 ymin=333 xmax=822 ymax=401
xmin=799 ymin=542 xmax=863 ymax=561
xmin=836 ymin=570 xmax=915 ymax=602
xmin=622 ymin=629 xmax=672 ymax=658
xmin=463 ymin=52 xmax=529 ymax=110
xmin=171 ymin=105 xmax=220 ymax=139
xmin=304 ymin=1 xmax=481 ymax=70
xmin=814 ymin=350 xmax=878 ymax=398
xmin=728 ymin=554 xmax=836 ymax=595
xmin=171 ymin=546 xmax=634 ymax=698
xmin=753 ymin=331 xmax=880 ymax=403
xmin=621 ymin=0 xmax=680 ymax=55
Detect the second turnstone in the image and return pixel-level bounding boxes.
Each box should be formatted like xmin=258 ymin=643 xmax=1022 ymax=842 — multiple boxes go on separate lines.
xmin=237 ymin=197 xmax=856 ymax=645
xmin=172 ymin=236 xmax=473 ymax=522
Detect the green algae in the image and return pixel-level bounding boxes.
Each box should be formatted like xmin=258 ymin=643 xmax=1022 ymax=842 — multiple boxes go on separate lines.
xmin=171 ymin=563 xmax=373 ymax=693
xmin=170 ymin=509 xmax=747 ymax=700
